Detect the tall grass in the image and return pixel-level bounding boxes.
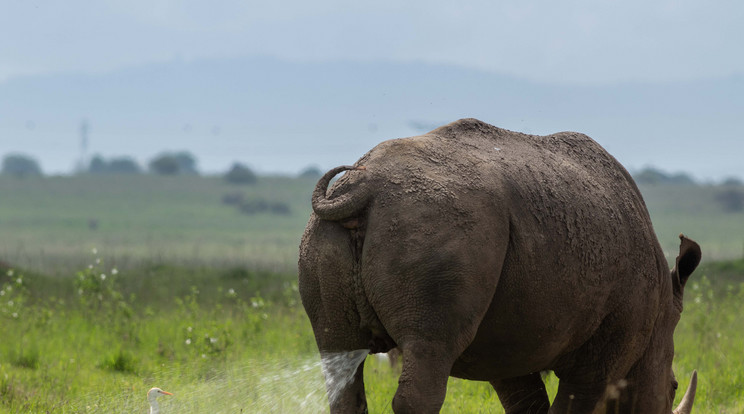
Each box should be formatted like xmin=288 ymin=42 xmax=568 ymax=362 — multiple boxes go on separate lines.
xmin=1 ymin=256 xmax=742 ymax=413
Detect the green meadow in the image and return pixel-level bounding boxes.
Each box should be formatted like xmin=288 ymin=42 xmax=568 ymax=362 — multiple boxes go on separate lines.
xmin=0 ymin=175 xmax=742 ymax=413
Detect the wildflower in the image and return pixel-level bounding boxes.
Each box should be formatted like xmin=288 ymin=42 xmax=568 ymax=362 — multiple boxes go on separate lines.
xmin=6 ymin=270 xmax=13 ymax=277
xmin=88 ymin=265 xmax=93 ymax=270
xmin=201 ymin=354 xmax=206 ymax=359
xmin=95 ymin=258 xmax=101 ymax=264
xmin=210 ymin=337 xmax=218 ymax=344
xmin=111 ymin=268 xmax=118 ymax=275
xmin=8 ymin=300 xmax=13 ymax=306
xmin=100 ymin=274 xmax=106 ymax=281
xmin=91 ymin=248 xmax=98 ymax=255
xmin=0 ymin=290 xmax=4 ymax=296
xmin=185 ymin=338 xmax=191 ymax=345
xmin=15 ymin=278 xmax=21 ymax=285
xmin=187 ymin=326 xmax=193 ymax=332
xmin=11 ymin=312 xmax=18 ymax=318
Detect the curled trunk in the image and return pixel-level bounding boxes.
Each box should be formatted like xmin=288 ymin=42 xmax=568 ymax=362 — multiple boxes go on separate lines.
xmin=312 ymin=165 xmax=371 ymax=221
xmin=673 ymin=370 xmax=697 ymax=414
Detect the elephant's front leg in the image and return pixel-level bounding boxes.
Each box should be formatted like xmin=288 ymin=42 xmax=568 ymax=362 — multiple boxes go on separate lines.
xmin=321 ymin=352 xmax=368 ymax=414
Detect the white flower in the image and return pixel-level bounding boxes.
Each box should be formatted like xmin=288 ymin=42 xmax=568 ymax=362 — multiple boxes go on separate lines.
xmin=210 ymin=337 xmax=218 ymax=344
xmin=201 ymin=354 xmax=206 ymax=359
xmin=91 ymin=248 xmax=98 ymax=255
xmin=15 ymin=278 xmax=21 ymax=285
xmin=185 ymin=338 xmax=191 ymax=345
xmin=100 ymin=274 xmax=106 ymax=281
xmin=11 ymin=312 xmax=18 ymax=318
xmin=6 ymin=270 xmax=13 ymax=277
xmin=7 ymin=300 xmax=13 ymax=306
xmin=0 ymin=290 xmax=4 ymax=296
xmin=111 ymin=268 xmax=118 ymax=275
xmin=187 ymin=326 xmax=193 ymax=332
xmin=88 ymin=265 xmax=93 ymax=270
xmin=95 ymin=258 xmax=101 ymax=264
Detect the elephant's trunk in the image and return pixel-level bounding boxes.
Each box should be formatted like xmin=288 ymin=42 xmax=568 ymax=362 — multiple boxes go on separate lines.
xmin=673 ymin=370 xmax=697 ymax=414
xmin=312 ymin=165 xmax=371 ymax=221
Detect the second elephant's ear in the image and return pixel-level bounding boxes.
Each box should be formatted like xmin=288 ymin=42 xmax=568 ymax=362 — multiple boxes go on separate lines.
xmin=672 ymin=234 xmax=702 ymax=304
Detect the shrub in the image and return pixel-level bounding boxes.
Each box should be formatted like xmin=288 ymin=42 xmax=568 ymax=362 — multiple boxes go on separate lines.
xmin=225 ymin=163 xmax=257 ymax=185
xmin=715 ymin=188 xmax=744 ymax=212
xmin=149 ymin=151 xmax=198 ymax=175
xmin=1 ymin=154 xmax=42 ymax=178
xmin=221 ymin=192 xmax=245 ymax=206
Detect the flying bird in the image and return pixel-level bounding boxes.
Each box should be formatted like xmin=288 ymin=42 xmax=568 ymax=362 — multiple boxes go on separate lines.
xmin=147 ymin=387 xmax=173 ymax=414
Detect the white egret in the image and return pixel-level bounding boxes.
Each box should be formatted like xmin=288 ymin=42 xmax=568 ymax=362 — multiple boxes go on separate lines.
xmin=147 ymin=387 xmax=173 ymax=414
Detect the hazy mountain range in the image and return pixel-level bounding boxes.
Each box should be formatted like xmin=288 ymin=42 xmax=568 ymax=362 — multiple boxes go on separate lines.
xmin=1 ymin=56 xmax=742 ymax=180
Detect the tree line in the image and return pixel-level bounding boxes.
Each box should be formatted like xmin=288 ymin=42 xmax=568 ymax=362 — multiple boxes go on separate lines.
xmin=0 ymin=152 xmax=322 ymax=182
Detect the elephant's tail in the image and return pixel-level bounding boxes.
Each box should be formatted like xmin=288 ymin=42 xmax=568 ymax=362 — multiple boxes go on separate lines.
xmin=312 ymin=165 xmax=371 ymax=221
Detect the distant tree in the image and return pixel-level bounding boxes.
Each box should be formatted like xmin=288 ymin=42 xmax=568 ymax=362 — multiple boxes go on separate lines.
xmin=173 ymin=152 xmax=198 ymax=175
xmin=1 ymin=154 xmax=42 ymax=177
xmin=88 ymin=155 xmax=141 ymax=174
xmin=721 ymin=176 xmax=743 ymax=187
xmin=149 ymin=154 xmax=180 ymax=175
xmin=225 ymin=163 xmax=257 ymax=185
xmin=634 ymin=167 xmax=696 ymax=186
xmin=88 ymin=155 xmax=108 ymax=174
xmin=107 ymin=157 xmax=141 ymax=174
xmin=299 ymin=166 xmax=322 ymax=179
xmin=148 ymin=151 xmax=198 ymax=175
xmin=715 ymin=188 xmax=744 ymax=212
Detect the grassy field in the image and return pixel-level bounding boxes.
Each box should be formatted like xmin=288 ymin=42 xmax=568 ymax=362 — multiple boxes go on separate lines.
xmin=0 ymin=174 xmax=743 ymax=413
xmin=0 ymin=175 xmax=315 ymax=274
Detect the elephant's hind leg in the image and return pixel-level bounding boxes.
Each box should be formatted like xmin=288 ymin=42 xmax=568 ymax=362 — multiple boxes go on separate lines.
xmin=391 ymin=339 xmax=458 ymax=414
xmin=491 ymin=373 xmax=550 ymax=414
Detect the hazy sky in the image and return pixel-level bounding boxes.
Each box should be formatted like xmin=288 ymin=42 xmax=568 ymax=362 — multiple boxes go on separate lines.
xmin=1 ymin=1 xmax=743 ymax=179
xmin=2 ymin=0 xmax=742 ymax=84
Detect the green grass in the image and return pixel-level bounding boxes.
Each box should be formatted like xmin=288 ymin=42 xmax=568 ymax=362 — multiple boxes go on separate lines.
xmin=0 ymin=257 xmax=742 ymax=413
xmin=639 ymin=183 xmax=744 ymax=261
xmin=0 ymin=175 xmax=316 ymax=275
xmin=0 ymin=175 xmax=742 ymax=412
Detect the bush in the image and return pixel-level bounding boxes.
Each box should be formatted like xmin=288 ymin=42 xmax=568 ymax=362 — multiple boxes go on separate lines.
xmin=298 ymin=166 xmax=322 ymax=179
xmin=225 ymin=163 xmax=257 ymax=185
xmin=1 ymin=154 xmax=42 ymax=178
xmin=634 ymin=167 xmax=696 ymax=185
xmin=149 ymin=151 xmax=198 ymax=175
xmin=715 ymin=188 xmax=744 ymax=212
xmin=221 ymin=192 xmax=245 ymax=206
xmin=88 ymin=154 xmax=141 ymax=174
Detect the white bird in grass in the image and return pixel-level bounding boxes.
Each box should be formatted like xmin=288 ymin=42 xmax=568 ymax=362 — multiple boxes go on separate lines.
xmin=147 ymin=387 xmax=173 ymax=414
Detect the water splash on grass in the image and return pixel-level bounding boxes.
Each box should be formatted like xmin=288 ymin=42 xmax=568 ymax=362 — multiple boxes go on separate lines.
xmin=320 ymin=349 xmax=370 ymax=406
xmin=70 ymin=355 xmax=346 ymax=413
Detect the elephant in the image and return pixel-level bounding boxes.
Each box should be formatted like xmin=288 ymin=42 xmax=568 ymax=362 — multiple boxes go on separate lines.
xmin=298 ymin=118 xmax=701 ymax=413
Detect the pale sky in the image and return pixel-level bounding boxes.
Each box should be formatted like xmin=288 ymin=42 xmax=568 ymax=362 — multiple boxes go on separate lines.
xmin=1 ymin=0 xmax=742 ymax=84
xmin=1 ymin=1 xmax=742 ymax=180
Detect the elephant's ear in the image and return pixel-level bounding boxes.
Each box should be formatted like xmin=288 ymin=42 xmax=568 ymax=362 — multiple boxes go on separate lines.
xmin=672 ymin=234 xmax=702 ymax=305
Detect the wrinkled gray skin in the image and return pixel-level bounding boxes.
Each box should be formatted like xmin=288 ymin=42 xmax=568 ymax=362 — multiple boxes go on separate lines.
xmin=299 ymin=119 xmax=701 ymax=414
